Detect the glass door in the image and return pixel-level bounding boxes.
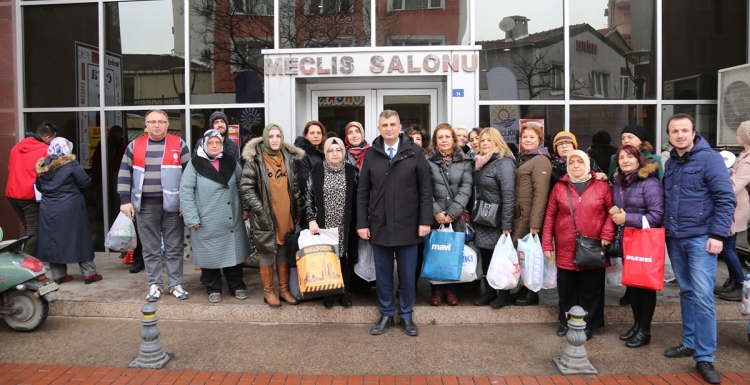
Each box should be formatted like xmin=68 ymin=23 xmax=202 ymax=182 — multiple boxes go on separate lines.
xmin=376 ymin=89 xmax=438 ymax=143
xmin=311 ymin=90 xmax=373 ymax=141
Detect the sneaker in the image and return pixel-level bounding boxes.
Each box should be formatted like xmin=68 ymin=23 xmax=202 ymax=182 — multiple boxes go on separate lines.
xmin=664 ymin=343 xmax=695 ymax=358
xmin=170 ymin=285 xmax=189 ymax=300
xmin=234 ymin=290 xmax=248 ymax=300
xmin=146 ymin=284 xmax=162 ymax=302
xmin=208 ymin=293 xmax=221 ymax=303
xmin=696 ymin=361 xmax=721 ymax=384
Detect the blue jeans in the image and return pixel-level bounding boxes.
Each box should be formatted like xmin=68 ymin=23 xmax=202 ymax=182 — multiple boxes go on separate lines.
xmin=666 ymin=235 xmax=717 ymax=362
xmin=719 ymin=233 xmax=745 ymax=282
xmin=372 ymin=244 xmax=418 ymax=319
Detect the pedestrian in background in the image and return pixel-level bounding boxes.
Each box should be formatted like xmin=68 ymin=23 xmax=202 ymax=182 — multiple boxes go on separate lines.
xmin=36 ymin=137 xmax=101 ymax=285
xmin=241 ymin=124 xmax=304 ymax=307
xmin=611 ymin=145 xmax=664 ymax=348
xmin=180 ymin=129 xmax=250 ymax=303
xmin=193 ymin=111 xmax=241 ymax=163
xmin=304 ymin=137 xmax=359 ymax=309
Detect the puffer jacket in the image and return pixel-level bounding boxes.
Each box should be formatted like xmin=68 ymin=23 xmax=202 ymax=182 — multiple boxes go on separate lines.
xmin=730 ymin=150 xmax=750 ymax=235
xmin=294 ymin=136 xmax=325 ymax=195
xmin=513 ymin=152 xmax=552 ymax=241
xmin=542 ymin=171 xmax=616 ymax=271
xmin=663 ymin=134 xmax=735 ymax=240
xmin=611 ymin=162 xmax=664 ymax=229
xmin=240 ymin=137 xmax=305 ymax=254
xmin=473 ymin=153 xmax=516 ymax=250
xmin=425 ymin=146 xmax=473 ymax=230
xmin=6 ymin=134 xmax=49 ymax=200
xmin=609 ymin=149 xmax=663 ymax=180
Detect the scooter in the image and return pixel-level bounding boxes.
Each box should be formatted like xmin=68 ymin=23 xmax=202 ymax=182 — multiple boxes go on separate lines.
xmin=0 ymin=235 xmax=59 ymax=331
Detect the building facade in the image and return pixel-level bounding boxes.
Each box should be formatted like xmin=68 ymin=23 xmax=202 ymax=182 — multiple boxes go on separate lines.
xmin=0 ymin=0 xmax=748 ymax=245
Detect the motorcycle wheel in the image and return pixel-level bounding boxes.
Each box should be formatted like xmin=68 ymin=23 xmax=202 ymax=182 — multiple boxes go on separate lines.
xmin=3 ymin=290 xmax=49 ymax=332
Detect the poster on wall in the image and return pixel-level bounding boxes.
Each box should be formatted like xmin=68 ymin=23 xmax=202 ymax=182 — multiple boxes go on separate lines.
xmin=227 ymin=125 xmax=240 ymax=146
xmin=490 ymin=105 xmax=521 ymax=146
xmin=518 ymin=119 xmax=545 ymax=151
xmin=76 ymin=42 xmax=123 ymax=169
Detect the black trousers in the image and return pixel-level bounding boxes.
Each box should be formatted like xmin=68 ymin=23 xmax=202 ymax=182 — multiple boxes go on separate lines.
xmin=557 ymin=267 xmax=605 ymax=330
xmin=630 ymin=287 xmax=657 ymax=331
xmin=201 ymin=263 xmax=246 ymax=294
xmin=132 ymin=230 xmax=144 ymax=265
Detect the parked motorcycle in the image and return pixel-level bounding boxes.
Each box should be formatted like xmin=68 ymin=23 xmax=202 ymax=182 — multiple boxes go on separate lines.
xmin=0 ymin=235 xmax=59 ymax=331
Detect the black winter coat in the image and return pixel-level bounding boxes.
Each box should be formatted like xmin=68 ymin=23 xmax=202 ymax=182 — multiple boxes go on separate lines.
xmin=35 ymin=155 xmax=95 ymax=264
xmin=303 ymin=162 xmax=359 ymax=261
xmin=425 ymin=146 xmax=473 ymax=230
xmin=473 ymin=153 xmax=516 ymax=249
xmin=294 ymin=136 xmax=325 ymax=196
xmin=356 ymin=134 xmax=433 ymax=247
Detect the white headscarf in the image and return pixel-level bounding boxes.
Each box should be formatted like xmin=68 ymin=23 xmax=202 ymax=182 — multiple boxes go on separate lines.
xmin=196 ymin=129 xmax=224 ymax=161
xmin=47 ymin=137 xmax=73 ymax=158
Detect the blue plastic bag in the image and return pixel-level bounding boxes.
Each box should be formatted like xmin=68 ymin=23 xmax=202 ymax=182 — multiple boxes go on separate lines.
xmin=421 ymin=225 xmax=466 ymax=281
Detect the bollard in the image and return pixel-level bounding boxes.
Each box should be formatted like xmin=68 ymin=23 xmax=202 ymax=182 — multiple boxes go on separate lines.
xmin=553 ymin=305 xmax=597 ymax=375
xmin=129 ymin=303 xmax=174 ymax=369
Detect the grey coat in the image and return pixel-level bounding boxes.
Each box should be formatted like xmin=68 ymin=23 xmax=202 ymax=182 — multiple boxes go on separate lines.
xmin=180 ymin=156 xmax=250 ymax=269
xmin=473 ymin=153 xmax=516 ymax=249
xmin=425 ymin=146 xmax=473 ymax=230
xmin=240 ymin=137 xmax=305 ymax=254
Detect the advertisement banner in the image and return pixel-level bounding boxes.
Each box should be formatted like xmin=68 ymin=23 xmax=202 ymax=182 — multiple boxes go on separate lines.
xmin=76 ymin=42 xmax=123 ymax=168
xmin=227 ymin=125 xmax=241 ymax=147
xmin=489 ymin=105 xmax=521 ymax=146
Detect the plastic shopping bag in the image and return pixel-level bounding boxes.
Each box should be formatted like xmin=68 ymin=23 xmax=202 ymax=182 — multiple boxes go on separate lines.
xmin=105 ymin=212 xmax=137 ymax=252
xmin=486 ymin=234 xmax=520 ymax=290
xmin=421 ymin=225 xmax=466 ymax=281
xmin=663 ymin=247 xmax=676 ymax=282
xmin=297 ymin=228 xmax=339 ymax=256
xmin=606 ymin=257 xmax=623 ymax=285
xmin=517 ymin=233 xmax=544 ymax=292
xmin=742 ymin=273 xmax=750 ymax=316
xmin=430 ymin=245 xmax=478 ymax=284
xmin=541 ymin=252 xmax=557 ymax=289
xmin=296 ymin=243 xmax=344 ymax=299
xmin=354 ymin=239 xmax=376 ymax=282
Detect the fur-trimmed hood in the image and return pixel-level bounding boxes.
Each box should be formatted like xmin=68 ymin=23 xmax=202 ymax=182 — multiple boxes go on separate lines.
xmin=613 ymin=160 xmax=660 ymax=181
xmin=426 ymin=145 xmax=468 ymax=163
xmin=241 ymin=137 xmax=305 ymax=163
xmin=35 ymin=155 xmax=76 ymax=176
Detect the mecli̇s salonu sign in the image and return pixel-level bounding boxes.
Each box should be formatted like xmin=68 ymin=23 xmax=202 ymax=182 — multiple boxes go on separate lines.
xmin=264 ymin=53 xmax=479 ymax=77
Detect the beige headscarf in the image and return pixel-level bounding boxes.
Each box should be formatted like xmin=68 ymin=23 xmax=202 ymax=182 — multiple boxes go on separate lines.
xmin=567 ymin=150 xmax=592 ymax=183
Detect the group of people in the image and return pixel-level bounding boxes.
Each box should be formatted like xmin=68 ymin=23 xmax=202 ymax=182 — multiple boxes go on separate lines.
xmin=6 ymin=109 xmax=746 ymax=385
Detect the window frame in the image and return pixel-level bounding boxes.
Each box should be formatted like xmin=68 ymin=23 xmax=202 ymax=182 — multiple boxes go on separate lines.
xmin=389 ymin=0 xmax=444 ymax=12
xmin=232 ymin=0 xmax=274 ymax=16
xmin=591 ymin=70 xmax=611 ymax=98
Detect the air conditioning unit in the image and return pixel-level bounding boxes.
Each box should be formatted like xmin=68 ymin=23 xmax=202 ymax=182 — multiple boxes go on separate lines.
xmin=717 ymin=63 xmax=750 ymax=146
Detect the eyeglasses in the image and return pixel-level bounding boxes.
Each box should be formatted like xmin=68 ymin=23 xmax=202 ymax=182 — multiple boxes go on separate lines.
xmin=556 ymin=142 xmax=573 ymax=148
xmin=326 ymin=148 xmax=344 ymax=154
xmin=146 ymin=120 xmax=168 ymax=125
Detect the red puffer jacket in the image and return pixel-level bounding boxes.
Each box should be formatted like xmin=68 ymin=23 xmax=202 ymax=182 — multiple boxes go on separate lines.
xmin=542 ymin=171 xmax=616 ymax=271
xmin=6 ymin=135 xmax=49 ymax=200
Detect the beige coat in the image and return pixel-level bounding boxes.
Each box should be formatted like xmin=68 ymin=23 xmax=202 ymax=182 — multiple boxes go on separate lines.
xmin=730 ymin=149 xmax=750 ymax=235
xmin=512 ymin=154 xmax=552 ymax=243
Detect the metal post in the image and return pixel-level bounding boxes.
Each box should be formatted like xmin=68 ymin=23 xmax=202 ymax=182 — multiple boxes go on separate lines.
xmin=553 ymin=305 xmax=597 ymax=375
xmin=129 ymin=303 xmax=174 ymax=369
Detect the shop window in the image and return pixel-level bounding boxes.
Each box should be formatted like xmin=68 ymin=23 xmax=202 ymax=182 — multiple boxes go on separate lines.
xmin=478 ymin=105 xmax=565 ymax=153
xmin=390 ymin=0 xmax=443 ymax=11
xmin=592 ymin=71 xmax=610 ymax=97
xmin=233 ymin=0 xmax=273 ymax=16
xmin=310 ymin=0 xmax=353 ymax=14
xmin=387 ymin=36 xmax=444 ymax=46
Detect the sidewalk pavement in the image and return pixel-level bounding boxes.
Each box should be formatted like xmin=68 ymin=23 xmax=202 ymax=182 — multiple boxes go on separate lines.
xmin=1 ymin=363 xmax=749 ymax=385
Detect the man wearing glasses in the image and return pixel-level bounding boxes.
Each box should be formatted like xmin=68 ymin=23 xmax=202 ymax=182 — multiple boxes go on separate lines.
xmin=117 ymin=110 xmax=191 ymax=302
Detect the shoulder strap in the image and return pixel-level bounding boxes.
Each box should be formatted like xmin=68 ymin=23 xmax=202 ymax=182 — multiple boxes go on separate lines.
xmin=566 ymin=186 xmax=579 ymax=236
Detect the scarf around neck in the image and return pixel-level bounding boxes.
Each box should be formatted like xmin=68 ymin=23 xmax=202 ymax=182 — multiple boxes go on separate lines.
xmin=346 ymin=139 xmax=370 ymax=169
xmin=475 ymin=152 xmax=494 ymax=170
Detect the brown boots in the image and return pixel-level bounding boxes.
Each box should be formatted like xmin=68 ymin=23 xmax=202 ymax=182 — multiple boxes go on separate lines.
xmin=277 ymin=263 xmax=298 ymax=305
xmin=259 ymin=264 xmax=298 ymax=307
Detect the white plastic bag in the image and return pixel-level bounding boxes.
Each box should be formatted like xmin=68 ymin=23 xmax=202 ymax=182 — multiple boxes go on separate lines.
xmin=105 ymin=212 xmax=137 ymax=251
xmin=542 ymin=252 xmax=557 ymax=289
xmin=297 ymin=228 xmax=339 ymax=256
xmin=430 ymin=245 xmax=478 ymax=284
xmin=606 ymin=257 xmax=623 ymax=285
xmin=517 ymin=234 xmax=545 ymax=292
xmin=741 ymin=273 xmax=750 ymax=316
xmin=664 ymin=248 xmax=676 ymax=282
xmin=354 ymin=239 xmax=376 ymax=282
xmin=486 ymin=234 xmax=519 ymax=290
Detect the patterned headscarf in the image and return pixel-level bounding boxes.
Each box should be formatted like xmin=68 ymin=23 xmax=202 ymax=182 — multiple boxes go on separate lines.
xmin=196 ymin=129 xmax=224 ymax=161
xmin=47 ymin=137 xmax=73 ymax=158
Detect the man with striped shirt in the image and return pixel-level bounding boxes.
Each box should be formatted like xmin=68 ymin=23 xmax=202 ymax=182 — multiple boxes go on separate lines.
xmin=118 ymin=110 xmax=191 ymax=302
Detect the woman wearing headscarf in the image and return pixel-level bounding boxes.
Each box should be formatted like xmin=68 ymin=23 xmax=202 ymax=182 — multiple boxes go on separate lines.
xmin=344 ymin=121 xmax=370 ymax=169
xmin=542 ymin=150 xmax=615 ymax=340
xmin=241 ymin=124 xmax=305 ymax=307
xmin=180 ymin=129 xmax=251 ymax=303
xmin=35 ymin=137 xmax=101 ymax=285
xmin=610 ymin=145 xmax=664 ymax=348
xmin=550 ymin=132 xmax=606 ymax=187
xmin=473 ymin=128 xmax=516 ymax=309
xmin=511 ymin=123 xmax=552 ymax=306
xmin=425 ymin=124 xmax=473 ymax=306
xmin=303 ymin=137 xmax=359 ymax=308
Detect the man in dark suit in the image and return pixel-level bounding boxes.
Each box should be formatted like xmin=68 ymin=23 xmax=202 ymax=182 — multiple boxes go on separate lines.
xmin=356 ymin=110 xmax=432 ymax=337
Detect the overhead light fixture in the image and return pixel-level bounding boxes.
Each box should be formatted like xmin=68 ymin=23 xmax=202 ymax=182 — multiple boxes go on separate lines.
xmin=503 ymin=48 xmax=511 ymax=52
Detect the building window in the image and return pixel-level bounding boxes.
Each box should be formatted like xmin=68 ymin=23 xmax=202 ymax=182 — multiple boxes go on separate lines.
xmin=390 ymin=0 xmax=443 ymax=11
xmin=233 ymin=0 xmax=273 ymax=16
xmin=551 ymin=64 xmax=564 ymax=92
xmin=386 ymin=36 xmax=445 ymax=46
xmin=310 ymin=0 xmax=353 ymax=14
xmin=306 ymin=39 xmax=355 ymax=48
xmin=592 ymin=71 xmax=610 ymax=97
xmin=231 ymin=40 xmax=271 ymax=73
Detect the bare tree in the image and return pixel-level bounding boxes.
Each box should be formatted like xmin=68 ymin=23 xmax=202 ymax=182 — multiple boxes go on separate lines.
xmin=510 ymin=45 xmax=586 ymax=99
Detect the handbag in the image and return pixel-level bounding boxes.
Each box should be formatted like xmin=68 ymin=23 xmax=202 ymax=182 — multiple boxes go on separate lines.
xmin=471 ymin=187 xmax=500 ymax=227
xmin=606 ymin=226 xmax=622 ymax=258
xmin=566 ymin=187 xmax=606 ymax=268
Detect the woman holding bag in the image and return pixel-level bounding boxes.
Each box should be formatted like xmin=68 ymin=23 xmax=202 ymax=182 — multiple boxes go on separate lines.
xmin=472 ymin=128 xmax=516 ymax=309
xmin=424 ymin=123 xmax=473 ymax=306
xmin=610 ymin=144 xmax=664 ymax=348
xmin=303 ymin=137 xmax=359 ymax=309
xmin=542 ymin=150 xmax=615 ymax=340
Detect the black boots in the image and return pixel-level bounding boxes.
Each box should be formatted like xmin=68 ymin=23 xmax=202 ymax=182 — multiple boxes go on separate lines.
xmin=626 ymin=330 xmax=651 ymax=348
xmin=619 ymin=324 xmax=640 ymax=341
xmin=474 ymin=278 xmax=497 ymax=306
xmin=514 ymin=286 xmax=539 ymax=306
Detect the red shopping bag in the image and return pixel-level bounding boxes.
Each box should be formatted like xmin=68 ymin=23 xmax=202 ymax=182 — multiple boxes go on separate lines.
xmin=622 ymin=227 xmax=666 ymax=291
